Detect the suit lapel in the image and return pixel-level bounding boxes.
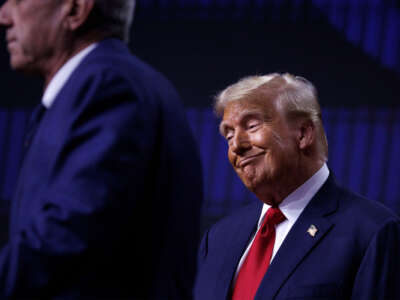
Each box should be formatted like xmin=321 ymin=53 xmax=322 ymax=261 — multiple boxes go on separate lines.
xmin=255 ymin=176 xmax=340 ymax=299
xmin=215 ymin=202 xmax=262 ymax=300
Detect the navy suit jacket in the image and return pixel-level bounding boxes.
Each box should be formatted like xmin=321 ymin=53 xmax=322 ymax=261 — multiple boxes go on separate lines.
xmin=194 ymin=176 xmax=400 ymax=300
xmin=0 ymin=38 xmax=203 ymax=299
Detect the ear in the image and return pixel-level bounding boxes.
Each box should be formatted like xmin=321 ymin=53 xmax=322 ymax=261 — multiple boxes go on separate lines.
xmin=63 ymin=0 xmax=95 ymax=31
xmin=297 ymin=119 xmax=315 ymax=151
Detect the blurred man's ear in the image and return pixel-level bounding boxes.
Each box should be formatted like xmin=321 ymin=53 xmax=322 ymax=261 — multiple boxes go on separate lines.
xmin=63 ymin=0 xmax=95 ymax=31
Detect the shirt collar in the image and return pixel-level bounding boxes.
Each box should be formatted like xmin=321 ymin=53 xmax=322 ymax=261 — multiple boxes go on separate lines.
xmin=258 ymin=163 xmax=330 ymax=228
xmin=42 ymin=43 xmax=98 ymax=108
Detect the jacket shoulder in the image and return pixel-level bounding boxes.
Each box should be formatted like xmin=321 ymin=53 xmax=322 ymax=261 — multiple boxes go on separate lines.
xmin=337 ymin=185 xmax=399 ymax=225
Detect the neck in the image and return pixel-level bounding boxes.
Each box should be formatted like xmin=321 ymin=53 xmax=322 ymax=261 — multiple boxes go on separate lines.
xmin=256 ymin=160 xmax=324 ymax=206
xmin=42 ymin=36 xmax=101 ymax=90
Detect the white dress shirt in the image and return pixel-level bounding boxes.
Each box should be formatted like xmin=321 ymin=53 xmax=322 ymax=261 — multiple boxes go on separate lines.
xmin=233 ymin=163 xmax=330 ymax=282
xmin=42 ymin=43 xmax=98 ymax=109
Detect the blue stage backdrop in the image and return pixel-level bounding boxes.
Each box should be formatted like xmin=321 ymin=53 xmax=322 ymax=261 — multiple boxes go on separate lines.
xmin=0 ymin=107 xmax=399 ymax=228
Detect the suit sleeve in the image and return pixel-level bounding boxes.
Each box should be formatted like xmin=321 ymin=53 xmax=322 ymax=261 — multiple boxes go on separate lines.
xmin=351 ymin=219 xmax=400 ymax=300
xmin=0 ymin=70 xmax=159 ymax=298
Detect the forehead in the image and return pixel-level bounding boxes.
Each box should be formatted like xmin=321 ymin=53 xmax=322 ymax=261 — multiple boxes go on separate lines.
xmin=222 ymin=96 xmax=280 ymax=123
xmin=10 ymin=0 xmax=61 ymax=12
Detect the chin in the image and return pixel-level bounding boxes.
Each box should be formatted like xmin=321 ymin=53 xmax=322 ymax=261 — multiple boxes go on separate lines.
xmin=10 ymin=57 xmax=25 ymax=71
xmin=242 ymin=177 xmax=263 ymax=194
xmin=11 ymin=59 xmax=37 ymax=75
xmin=238 ymin=169 xmax=264 ymax=191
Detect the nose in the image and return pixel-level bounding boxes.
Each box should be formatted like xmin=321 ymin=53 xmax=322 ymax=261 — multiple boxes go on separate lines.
xmin=0 ymin=1 xmax=12 ymax=27
xmin=230 ymin=129 xmax=251 ymax=155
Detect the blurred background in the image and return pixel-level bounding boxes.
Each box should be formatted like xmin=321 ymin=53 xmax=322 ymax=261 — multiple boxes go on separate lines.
xmin=1 ymin=0 xmax=400 ymax=233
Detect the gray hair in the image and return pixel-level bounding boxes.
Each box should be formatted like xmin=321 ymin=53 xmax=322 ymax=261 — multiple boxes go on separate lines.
xmin=88 ymin=0 xmax=135 ymax=42
xmin=215 ymin=73 xmax=329 ymax=161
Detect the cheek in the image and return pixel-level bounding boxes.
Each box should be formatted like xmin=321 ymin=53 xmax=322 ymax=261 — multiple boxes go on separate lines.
xmin=16 ymin=21 xmax=35 ymax=49
xmin=251 ymin=132 xmax=268 ymax=147
xmin=250 ymin=127 xmax=280 ymax=149
xmin=227 ymin=150 xmax=235 ymax=166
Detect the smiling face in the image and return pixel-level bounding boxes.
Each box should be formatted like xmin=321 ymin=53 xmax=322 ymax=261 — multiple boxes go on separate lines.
xmin=220 ymin=96 xmax=301 ymax=204
xmin=0 ymin=0 xmax=66 ymax=75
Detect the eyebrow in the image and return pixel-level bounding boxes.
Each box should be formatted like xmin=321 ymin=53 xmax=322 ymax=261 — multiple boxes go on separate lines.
xmin=219 ymin=122 xmax=230 ymax=136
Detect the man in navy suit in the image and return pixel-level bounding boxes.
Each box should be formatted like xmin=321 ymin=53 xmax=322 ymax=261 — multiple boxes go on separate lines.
xmin=194 ymin=73 xmax=400 ymax=300
xmin=0 ymin=0 xmax=203 ymax=298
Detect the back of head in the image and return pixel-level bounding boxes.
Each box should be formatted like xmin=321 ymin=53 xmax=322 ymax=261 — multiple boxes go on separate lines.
xmin=215 ymin=73 xmax=329 ymax=162
xmin=84 ymin=0 xmax=136 ymax=42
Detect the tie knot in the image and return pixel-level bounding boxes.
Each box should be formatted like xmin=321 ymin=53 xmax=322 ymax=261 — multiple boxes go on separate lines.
xmin=264 ymin=207 xmax=286 ymax=226
xmin=259 ymin=207 xmax=285 ymax=236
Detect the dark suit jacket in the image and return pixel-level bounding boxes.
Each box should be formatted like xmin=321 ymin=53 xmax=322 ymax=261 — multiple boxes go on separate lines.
xmin=194 ymin=176 xmax=400 ymax=300
xmin=0 ymin=38 xmax=203 ymax=299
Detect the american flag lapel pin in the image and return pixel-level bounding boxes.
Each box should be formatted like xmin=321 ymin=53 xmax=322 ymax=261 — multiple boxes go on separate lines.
xmin=307 ymin=224 xmax=318 ymax=237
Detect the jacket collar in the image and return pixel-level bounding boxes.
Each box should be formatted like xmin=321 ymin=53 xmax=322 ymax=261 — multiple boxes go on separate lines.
xmin=214 ymin=201 xmax=263 ymax=300
xmin=254 ymin=175 xmax=339 ymax=299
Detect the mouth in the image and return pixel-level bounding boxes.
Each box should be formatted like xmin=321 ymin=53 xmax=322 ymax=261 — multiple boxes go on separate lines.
xmin=6 ymin=38 xmax=18 ymax=52
xmin=237 ymin=153 xmax=264 ymax=168
xmin=6 ymin=41 xmax=16 ymax=52
xmin=6 ymin=32 xmax=16 ymax=44
xmin=6 ymin=36 xmax=16 ymax=46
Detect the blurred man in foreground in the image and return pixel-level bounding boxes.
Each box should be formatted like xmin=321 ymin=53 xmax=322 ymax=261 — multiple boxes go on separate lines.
xmin=194 ymin=73 xmax=400 ymax=300
xmin=0 ymin=0 xmax=203 ymax=298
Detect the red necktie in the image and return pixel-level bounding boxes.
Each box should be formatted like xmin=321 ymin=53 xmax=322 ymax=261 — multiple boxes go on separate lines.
xmin=231 ymin=207 xmax=286 ymax=300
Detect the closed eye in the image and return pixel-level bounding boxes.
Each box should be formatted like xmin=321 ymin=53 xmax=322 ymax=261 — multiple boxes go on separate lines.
xmin=226 ymin=133 xmax=233 ymax=141
xmin=247 ymin=122 xmax=261 ymax=131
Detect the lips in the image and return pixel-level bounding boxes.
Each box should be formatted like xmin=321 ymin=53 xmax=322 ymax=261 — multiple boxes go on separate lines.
xmin=6 ymin=32 xmax=13 ymax=40
xmin=6 ymin=35 xmax=16 ymax=46
xmin=237 ymin=153 xmax=264 ymax=168
xmin=6 ymin=41 xmax=16 ymax=52
xmin=6 ymin=32 xmax=16 ymax=43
